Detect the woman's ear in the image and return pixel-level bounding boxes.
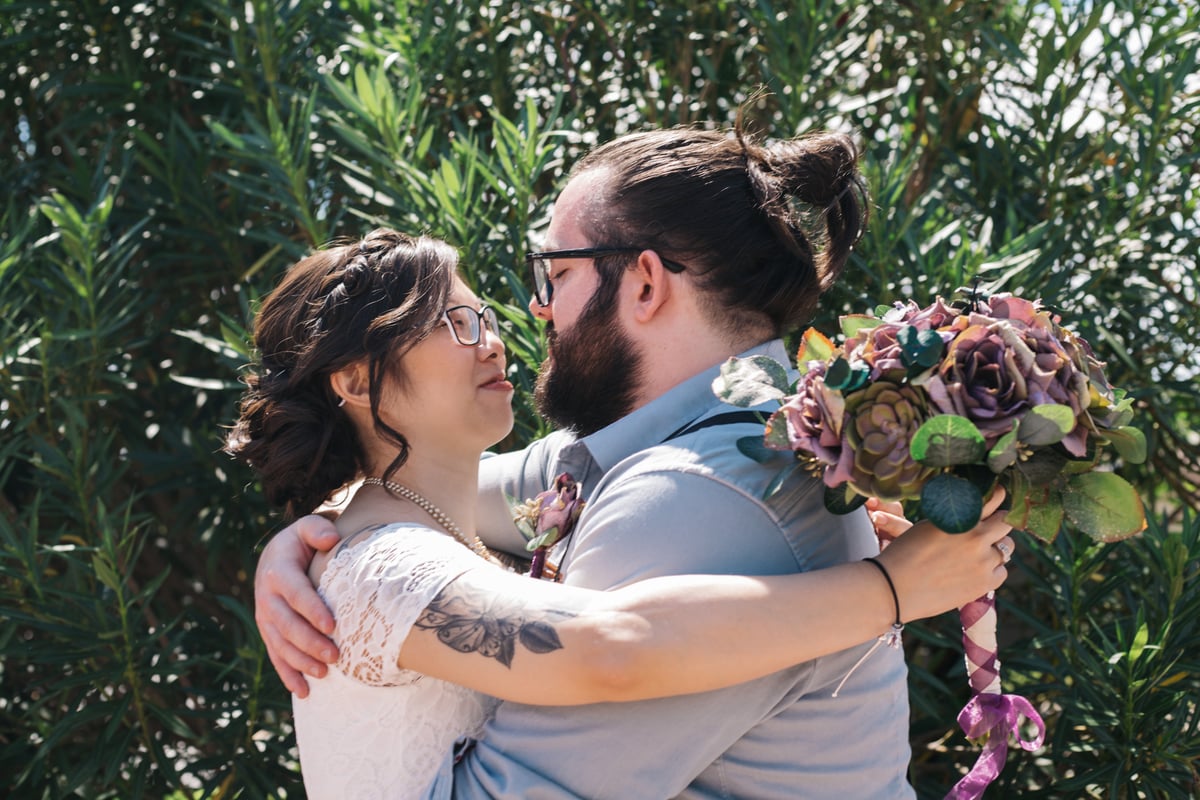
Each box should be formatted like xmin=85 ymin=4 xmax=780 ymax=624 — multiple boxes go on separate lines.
xmin=329 ymin=360 xmax=371 ymax=409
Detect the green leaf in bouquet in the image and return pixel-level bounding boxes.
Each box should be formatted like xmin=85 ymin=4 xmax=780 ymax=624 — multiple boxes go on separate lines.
xmin=839 ymin=314 xmax=881 ymax=339
xmin=911 ymin=415 xmax=987 ymax=467
xmin=874 ymin=304 xmax=894 ymax=317
xmin=1100 ymin=426 xmax=1147 ymax=465
xmin=1003 ymin=472 xmax=1059 ymax=542
xmin=737 ymin=434 xmax=778 ymax=464
xmin=919 ymin=473 xmax=983 ymax=533
xmin=1063 ymin=472 xmax=1147 ymax=542
xmin=795 ymin=327 xmax=836 ymax=372
xmin=762 ymin=410 xmax=793 ymax=451
xmin=824 ymin=357 xmax=869 ymax=392
xmin=713 ymin=356 xmax=790 ymax=407
xmin=897 ymin=325 xmax=943 ymax=370
xmin=986 ymin=430 xmax=1019 ymax=472
xmin=1023 ymin=492 xmax=1065 ymax=542
xmin=1015 ymin=447 xmax=1069 ymax=484
xmin=1016 ymin=404 xmax=1076 ymax=446
xmin=823 ymin=483 xmax=867 ymax=515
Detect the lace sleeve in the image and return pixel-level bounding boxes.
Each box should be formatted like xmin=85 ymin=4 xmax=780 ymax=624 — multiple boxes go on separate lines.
xmin=318 ymin=525 xmax=485 ymax=686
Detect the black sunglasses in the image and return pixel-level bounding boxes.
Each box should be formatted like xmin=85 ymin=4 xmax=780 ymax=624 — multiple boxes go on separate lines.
xmin=525 ymin=247 xmax=687 ymax=306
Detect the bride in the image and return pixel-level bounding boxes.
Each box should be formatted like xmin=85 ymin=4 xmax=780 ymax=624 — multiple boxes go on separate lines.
xmin=226 ymin=228 xmax=1013 ymax=798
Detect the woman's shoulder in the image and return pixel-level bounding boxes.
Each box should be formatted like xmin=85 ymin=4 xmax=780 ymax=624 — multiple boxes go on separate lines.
xmin=320 ymin=523 xmax=483 ymax=600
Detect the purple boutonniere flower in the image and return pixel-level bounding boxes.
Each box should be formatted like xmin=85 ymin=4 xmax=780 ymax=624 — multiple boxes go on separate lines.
xmin=512 ymin=473 xmax=586 ymax=579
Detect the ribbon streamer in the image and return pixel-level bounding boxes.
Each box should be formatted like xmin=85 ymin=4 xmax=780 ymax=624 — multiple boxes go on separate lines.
xmin=945 ymin=592 xmax=1046 ymax=800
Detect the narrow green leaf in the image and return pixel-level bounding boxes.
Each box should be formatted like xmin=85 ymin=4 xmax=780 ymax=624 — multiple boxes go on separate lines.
xmin=911 ymin=415 xmax=987 ymax=466
xmin=736 ymin=434 xmax=777 ymax=464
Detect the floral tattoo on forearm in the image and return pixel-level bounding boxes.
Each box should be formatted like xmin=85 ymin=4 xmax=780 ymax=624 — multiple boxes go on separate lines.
xmin=414 ymin=582 xmax=576 ymax=668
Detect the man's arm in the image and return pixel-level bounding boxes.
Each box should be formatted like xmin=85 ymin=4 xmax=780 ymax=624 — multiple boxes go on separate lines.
xmin=452 ymin=466 xmax=867 ymax=799
xmin=254 ymin=515 xmax=341 ymax=696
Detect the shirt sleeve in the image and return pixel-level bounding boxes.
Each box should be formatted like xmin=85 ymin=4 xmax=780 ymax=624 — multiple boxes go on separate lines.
xmin=320 ymin=526 xmax=484 ymax=686
xmin=451 ymin=465 xmax=831 ymax=799
xmin=474 ymin=433 xmax=570 ymax=557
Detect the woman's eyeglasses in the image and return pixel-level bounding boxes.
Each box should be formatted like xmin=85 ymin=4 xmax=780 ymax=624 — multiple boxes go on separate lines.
xmin=442 ymin=305 xmax=501 ymax=346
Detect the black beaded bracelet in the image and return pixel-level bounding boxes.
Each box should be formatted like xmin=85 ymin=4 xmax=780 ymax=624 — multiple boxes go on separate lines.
xmin=863 ymin=556 xmax=902 ymax=629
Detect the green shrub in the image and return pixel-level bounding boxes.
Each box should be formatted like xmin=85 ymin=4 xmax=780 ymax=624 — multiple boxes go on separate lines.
xmin=2 ymin=0 xmax=1196 ymax=797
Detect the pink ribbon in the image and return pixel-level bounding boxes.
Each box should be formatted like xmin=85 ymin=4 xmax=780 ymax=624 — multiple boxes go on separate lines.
xmin=945 ymin=692 xmax=1046 ymax=800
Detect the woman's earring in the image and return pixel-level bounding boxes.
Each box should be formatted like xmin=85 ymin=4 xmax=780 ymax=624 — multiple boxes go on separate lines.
xmin=337 ymin=396 xmax=347 ymax=408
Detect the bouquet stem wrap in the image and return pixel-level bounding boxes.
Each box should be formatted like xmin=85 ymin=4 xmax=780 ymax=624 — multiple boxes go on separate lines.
xmin=947 ymin=591 xmax=1045 ymax=800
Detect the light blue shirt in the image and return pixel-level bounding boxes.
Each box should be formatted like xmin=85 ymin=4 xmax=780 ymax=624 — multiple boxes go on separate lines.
xmin=430 ymin=340 xmax=914 ymax=799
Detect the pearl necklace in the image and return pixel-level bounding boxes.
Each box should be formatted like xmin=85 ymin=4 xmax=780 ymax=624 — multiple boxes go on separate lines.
xmin=362 ymin=477 xmax=491 ymax=559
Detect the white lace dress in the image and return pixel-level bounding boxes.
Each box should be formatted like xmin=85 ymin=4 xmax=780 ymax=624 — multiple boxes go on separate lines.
xmin=292 ymin=524 xmax=499 ymax=800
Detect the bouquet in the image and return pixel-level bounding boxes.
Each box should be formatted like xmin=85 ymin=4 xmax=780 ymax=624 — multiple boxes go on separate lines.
xmin=714 ymin=292 xmax=1147 ymax=798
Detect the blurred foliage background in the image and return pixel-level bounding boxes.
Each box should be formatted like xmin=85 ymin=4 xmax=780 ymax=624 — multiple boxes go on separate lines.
xmin=1 ymin=0 xmax=1196 ymax=797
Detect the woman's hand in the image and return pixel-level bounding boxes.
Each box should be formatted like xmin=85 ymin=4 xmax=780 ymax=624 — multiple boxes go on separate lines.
xmin=875 ymin=487 xmax=1015 ymax=622
xmin=254 ymin=515 xmax=341 ymax=697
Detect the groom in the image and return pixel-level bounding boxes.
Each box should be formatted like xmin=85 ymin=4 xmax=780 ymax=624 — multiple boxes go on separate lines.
xmin=258 ymin=126 xmax=917 ymax=797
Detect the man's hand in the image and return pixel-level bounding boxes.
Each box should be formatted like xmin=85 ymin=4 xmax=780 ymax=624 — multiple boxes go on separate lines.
xmin=254 ymin=515 xmax=340 ymax=697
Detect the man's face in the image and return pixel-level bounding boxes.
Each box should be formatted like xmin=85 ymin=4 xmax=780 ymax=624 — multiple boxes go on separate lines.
xmin=530 ymin=171 xmax=643 ymax=435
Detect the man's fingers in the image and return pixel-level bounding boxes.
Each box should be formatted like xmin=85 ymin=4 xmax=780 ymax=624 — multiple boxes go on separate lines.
xmin=276 ymin=570 xmax=336 ymax=636
xmin=261 ymin=591 xmax=339 ymax=661
xmin=262 ymin=623 xmax=322 ymax=698
xmin=294 ymin=514 xmax=341 ymax=551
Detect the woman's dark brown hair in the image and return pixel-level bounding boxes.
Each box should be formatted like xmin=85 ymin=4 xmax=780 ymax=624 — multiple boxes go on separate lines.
xmin=573 ymin=123 xmax=868 ymax=339
xmin=225 ymin=229 xmax=457 ymax=520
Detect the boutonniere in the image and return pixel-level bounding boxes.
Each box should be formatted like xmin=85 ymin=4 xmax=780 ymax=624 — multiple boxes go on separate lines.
xmin=511 ymin=473 xmax=586 ymax=579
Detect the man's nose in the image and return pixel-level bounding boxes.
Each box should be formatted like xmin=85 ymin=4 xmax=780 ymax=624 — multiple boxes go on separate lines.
xmin=529 ymin=295 xmax=552 ymax=322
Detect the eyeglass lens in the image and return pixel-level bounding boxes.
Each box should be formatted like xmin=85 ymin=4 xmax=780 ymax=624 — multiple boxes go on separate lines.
xmin=444 ymin=305 xmax=500 ymax=346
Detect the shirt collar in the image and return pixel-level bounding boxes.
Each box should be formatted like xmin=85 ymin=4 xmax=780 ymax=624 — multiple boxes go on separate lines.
xmin=578 ymin=339 xmax=791 ymax=473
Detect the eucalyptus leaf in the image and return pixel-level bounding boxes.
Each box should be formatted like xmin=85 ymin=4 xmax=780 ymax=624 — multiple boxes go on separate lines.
xmin=1016 ymin=447 xmax=1069 ymax=484
xmin=1063 ymin=472 xmax=1147 ymax=542
xmin=839 ymin=314 xmax=881 ymax=338
xmin=897 ymin=325 xmax=943 ymax=369
xmin=1016 ymin=404 xmax=1077 ymax=446
xmin=823 ymin=483 xmax=867 ymax=515
xmin=737 ymin=434 xmax=778 ymax=464
xmin=911 ymin=415 xmax=987 ymax=466
xmin=1102 ymin=426 xmax=1148 ymax=465
xmin=713 ymin=356 xmax=790 ymax=407
xmin=795 ymin=327 xmax=836 ymax=368
xmin=1022 ymin=492 xmax=1065 ymax=543
xmin=762 ymin=411 xmax=793 ymax=451
xmin=919 ymin=473 xmax=984 ymax=533
xmin=825 ymin=357 xmax=869 ymax=392
xmin=987 ymin=429 xmax=1019 ymax=472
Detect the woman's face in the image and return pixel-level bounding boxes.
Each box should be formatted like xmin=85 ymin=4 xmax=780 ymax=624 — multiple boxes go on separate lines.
xmin=379 ymin=277 xmax=514 ymax=459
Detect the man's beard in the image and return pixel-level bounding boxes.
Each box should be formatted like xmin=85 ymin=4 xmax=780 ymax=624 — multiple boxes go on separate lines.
xmin=534 ymin=291 xmax=642 ymax=437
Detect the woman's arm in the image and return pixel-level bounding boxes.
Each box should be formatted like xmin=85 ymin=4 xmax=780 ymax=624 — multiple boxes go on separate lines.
xmin=398 ymin=492 xmax=1013 ymax=705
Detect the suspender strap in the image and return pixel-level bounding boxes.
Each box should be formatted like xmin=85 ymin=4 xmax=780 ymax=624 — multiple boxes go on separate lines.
xmin=661 ymin=410 xmax=765 ymax=443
